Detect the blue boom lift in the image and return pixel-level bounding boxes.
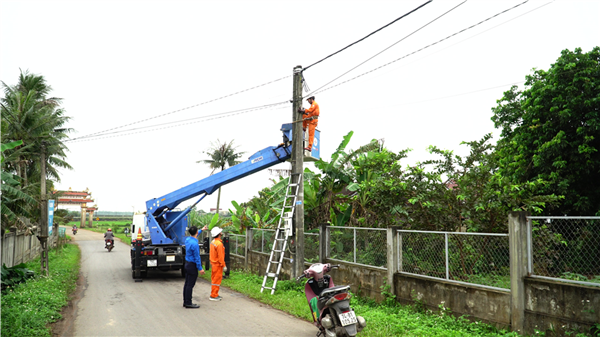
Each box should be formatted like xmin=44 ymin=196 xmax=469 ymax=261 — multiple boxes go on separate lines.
xmin=129 ymin=124 xmax=319 ymax=278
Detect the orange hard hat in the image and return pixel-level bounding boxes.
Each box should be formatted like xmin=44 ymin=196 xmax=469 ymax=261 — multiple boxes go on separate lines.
xmin=108 ymin=228 xmax=112 ymax=231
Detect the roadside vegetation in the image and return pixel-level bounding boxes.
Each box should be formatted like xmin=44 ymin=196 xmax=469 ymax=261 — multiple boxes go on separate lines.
xmin=200 ymin=269 xmax=534 ymax=337
xmin=67 ymin=220 xmax=132 ymax=244
xmin=1 ymin=243 xmax=80 ymax=337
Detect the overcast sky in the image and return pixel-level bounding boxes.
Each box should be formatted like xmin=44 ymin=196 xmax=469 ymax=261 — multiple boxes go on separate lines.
xmin=1 ymin=0 xmax=598 ymax=214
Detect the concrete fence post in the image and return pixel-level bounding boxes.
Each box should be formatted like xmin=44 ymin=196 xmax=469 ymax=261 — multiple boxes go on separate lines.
xmin=387 ymin=226 xmax=400 ymax=296
xmin=245 ymin=227 xmax=253 ymax=271
xmin=509 ymin=211 xmax=530 ymax=333
xmin=319 ymin=224 xmax=328 ymax=263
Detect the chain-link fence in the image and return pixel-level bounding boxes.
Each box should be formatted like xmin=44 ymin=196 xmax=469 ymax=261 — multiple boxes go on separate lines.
xmin=251 ymin=229 xmax=276 ymax=254
xmin=228 ymin=233 xmax=246 ymax=257
xmin=399 ymin=230 xmax=510 ymax=290
xmin=304 ymin=232 xmax=319 ymax=263
xmin=326 ymin=226 xmax=387 ymax=269
xmin=528 ymin=216 xmax=600 ymax=287
xmin=250 ymin=229 xmax=319 ymax=262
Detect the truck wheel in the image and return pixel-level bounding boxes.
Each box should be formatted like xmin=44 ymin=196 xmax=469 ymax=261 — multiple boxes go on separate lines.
xmin=132 ymin=270 xmax=135 ymax=279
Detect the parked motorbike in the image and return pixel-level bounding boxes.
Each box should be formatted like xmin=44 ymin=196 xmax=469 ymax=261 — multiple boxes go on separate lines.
xmin=105 ymin=239 xmax=114 ymax=252
xmin=296 ymin=263 xmax=366 ymax=337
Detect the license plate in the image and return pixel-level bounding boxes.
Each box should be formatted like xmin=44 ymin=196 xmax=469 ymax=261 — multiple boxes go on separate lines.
xmin=147 ymin=259 xmax=157 ymax=267
xmin=339 ymin=311 xmax=357 ymax=326
xmin=166 ymin=255 xmax=175 ymax=262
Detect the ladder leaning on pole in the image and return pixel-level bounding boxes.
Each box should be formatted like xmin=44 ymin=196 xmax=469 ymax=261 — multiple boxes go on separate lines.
xmin=261 ymin=172 xmax=302 ymax=294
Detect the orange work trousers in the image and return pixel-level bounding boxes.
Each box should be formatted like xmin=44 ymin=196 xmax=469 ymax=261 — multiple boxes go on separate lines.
xmin=302 ymin=119 xmax=318 ymax=150
xmin=210 ymin=265 xmax=223 ymax=298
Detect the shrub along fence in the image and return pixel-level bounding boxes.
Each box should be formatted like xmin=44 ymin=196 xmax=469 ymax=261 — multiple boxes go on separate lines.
xmin=228 ymin=213 xmax=599 ymax=336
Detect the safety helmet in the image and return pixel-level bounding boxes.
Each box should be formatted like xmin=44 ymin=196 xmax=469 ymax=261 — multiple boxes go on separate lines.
xmin=108 ymin=228 xmax=112 ymax=231
xmin=211 ymin=227 xmax=223 ymax=237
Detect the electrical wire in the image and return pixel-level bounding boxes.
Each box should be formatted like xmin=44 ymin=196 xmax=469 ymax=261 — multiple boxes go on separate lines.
xmin=305 ymin=0 xmax=468 ymax=98
xmin=302 ymin=0 xmax=433 ymax=72
xmin=310 ymin=0 xmax=531 ymax=97
xmin=74 ymin=74 xmax=291 ymax=141
xmin=67 ymin=103 xmax=291 ymax=143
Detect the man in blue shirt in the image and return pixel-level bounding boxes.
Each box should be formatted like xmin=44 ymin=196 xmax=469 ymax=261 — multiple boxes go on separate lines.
xmin=183 ymin=225 xmax=206 ymax=308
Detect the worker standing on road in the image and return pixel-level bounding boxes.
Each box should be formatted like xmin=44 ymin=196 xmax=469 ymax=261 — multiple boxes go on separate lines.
xmin=183 ymin=225 xmax=206 ymax=309
xmin=209 ymin=227 xmax=226 ymax=301
xmin=300 ymin=96 xmax=319 ymax=152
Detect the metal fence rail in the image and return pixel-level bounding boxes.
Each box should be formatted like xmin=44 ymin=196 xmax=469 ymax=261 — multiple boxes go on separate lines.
xmin=398 ymin=230 xmax=510 ymax=291
xmin=527 ymin=216 xmax=600 ymax=287
xmin=228 ymin=233 xmax=246 ymax=257
xmin=326 ymin=226 xmax=387 ymax=269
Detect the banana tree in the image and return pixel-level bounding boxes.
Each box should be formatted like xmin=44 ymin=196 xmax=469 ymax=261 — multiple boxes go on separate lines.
xmin=1 ymin=140 xmax=37 ymax=232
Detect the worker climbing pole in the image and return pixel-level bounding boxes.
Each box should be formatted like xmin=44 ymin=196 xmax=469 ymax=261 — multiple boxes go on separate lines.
xmin=291 ymin=65 xmax=305 ymax=278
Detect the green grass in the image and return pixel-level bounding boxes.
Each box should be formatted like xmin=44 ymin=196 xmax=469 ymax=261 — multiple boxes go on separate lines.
xmin=1 ymin=243 xmax=81 ymax=337
xmin=200 ymin=269 xmax=532 ymax=337
xmin=68 ymin=221 xmax=132 ymax=244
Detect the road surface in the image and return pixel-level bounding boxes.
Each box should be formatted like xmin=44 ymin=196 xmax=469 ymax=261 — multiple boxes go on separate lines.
xmin=60 ymin=227 xmax=314 ymax=336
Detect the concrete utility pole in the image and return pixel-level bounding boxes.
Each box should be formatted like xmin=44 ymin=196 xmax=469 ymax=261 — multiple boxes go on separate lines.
xmin=291 ymin=65 xmax=305 ymax=278
xmin=39 ymin=142 xmax=49 ymax=276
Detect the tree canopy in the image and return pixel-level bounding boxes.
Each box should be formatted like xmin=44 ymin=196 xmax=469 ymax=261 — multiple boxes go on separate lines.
xmin=491 ymin=47 xmax=600 ymax=215
xmin=1 ymin=70 xmax=73 ymax=231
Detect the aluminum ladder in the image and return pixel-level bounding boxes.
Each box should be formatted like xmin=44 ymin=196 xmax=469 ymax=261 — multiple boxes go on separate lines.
xmin=260 ymin=172 xmax=302 ymax=294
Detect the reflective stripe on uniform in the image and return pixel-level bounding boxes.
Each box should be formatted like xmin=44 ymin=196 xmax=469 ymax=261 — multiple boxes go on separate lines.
xmin=211 ymin=284 xmax=221 ymax=287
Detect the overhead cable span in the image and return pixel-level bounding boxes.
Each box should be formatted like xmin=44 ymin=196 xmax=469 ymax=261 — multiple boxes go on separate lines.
xmin=311 ymin=0 xmax=530 ymax=96
xmin=302 ymin=0 xmax=433 ymax=72
xmin=73 ymin=74 xmax=291 ymax=141
xmin=67 ymin=101 xmax=290 ymax=143
xmin=306 ymin=0 xmax=467 ymax=97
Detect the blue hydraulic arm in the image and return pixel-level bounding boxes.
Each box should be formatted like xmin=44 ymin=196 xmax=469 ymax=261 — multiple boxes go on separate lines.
xmin=144 ymin=125 xmax=294 ymax=245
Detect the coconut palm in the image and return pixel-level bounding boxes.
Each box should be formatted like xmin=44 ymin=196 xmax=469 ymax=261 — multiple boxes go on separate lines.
xmin=197 ymin=139 xmax=245 ymax=215
xmin=1 ymin=70 xmax=73 ymax=230
xmin=2 ymin=70 xmax=72 ymax=184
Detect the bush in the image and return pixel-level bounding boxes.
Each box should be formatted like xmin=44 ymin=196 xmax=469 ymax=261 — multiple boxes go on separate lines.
xmin=1 ymin=263 xmax=35 ymax=292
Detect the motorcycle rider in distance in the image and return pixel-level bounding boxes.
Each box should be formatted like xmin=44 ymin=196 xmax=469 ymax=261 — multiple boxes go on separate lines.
xmin=72 ymin=224 xmax=77 ymax=234
xmin=104 ymin=228 xmax=115 ymax=247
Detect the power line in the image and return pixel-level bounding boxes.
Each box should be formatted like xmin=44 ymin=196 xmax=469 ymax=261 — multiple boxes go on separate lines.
xmin=67 ymin=103 xmax=290 ymax=143
xmin=310 ymin=0 xmax=531 ymax=97
xmin=302 ymin=0 xmax=433 ymax=72
xmin=74 ymin=74 xmax=291 ymax=141
xmin=306 ymin=0 xmax=468 ymax=97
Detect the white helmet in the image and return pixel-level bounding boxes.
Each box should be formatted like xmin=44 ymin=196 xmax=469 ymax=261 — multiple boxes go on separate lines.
xmin=211 ymin=227 xmax=223 ymax=237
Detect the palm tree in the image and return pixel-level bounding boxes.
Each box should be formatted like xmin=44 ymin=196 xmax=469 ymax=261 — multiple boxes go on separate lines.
xmin=1 ymin=69 xmax=73 ymax=230
xmin=2 ymin=70 xmax=72 ymax=183
xmin=197 ymin=139 xmax=245 ymax=214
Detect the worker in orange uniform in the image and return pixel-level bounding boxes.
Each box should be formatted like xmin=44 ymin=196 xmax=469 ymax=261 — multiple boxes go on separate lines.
xmin=209 ymin=227 xmax=226 ymax=301
xmin=300 ymin=96 xmax=319 ymax=152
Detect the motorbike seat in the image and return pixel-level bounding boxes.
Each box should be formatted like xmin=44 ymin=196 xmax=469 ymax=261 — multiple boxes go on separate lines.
xmin=319 ymin=285 xmax=350 ymax=298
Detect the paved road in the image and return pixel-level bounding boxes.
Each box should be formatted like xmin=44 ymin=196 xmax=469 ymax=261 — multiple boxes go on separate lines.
xmin=63 ymin=228 xmax=314 ymax=336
